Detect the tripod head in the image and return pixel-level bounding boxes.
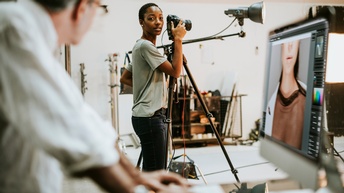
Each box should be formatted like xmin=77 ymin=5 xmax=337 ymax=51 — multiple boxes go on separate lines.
xmin=163 ymin=43 xmax=174 ymax=62
xmin=162 ymin=42 xmax=188 ymax=67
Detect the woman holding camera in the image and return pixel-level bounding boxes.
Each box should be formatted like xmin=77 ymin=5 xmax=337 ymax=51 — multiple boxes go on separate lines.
xmin=120 ymin=3 xmax=187 ymax=171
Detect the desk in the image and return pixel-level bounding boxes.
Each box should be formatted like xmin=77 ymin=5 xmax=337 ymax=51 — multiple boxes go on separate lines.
xmin=190 ymin=184 xmax=225 ymax=193
xmin=269 ymin=190 xmax=314 ymax=193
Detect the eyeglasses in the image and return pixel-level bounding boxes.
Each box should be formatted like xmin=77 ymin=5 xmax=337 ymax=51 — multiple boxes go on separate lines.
xmin=93 ymin=1 xmax=108 ymax=15
xmin=99 ymin=5 xmax=108 ymax=13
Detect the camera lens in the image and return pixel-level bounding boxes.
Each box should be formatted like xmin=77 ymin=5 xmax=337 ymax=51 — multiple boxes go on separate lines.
xmin=166 ymin=14 xmax=192 ymax=40
xmin=184 ymin=20 xmax=192 ymax=31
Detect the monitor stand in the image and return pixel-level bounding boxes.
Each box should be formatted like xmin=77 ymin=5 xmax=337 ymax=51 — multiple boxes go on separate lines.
xmin=315 ymin=131 xmax=343 ymax=193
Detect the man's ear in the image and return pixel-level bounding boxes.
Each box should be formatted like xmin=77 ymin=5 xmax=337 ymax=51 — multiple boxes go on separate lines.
xmin=72 ymin=0 xmax=88 ymax=21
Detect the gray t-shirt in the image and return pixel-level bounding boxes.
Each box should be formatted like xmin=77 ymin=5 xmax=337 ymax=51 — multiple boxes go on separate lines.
xmin=126 ymin=39 xmax=168 ymax=117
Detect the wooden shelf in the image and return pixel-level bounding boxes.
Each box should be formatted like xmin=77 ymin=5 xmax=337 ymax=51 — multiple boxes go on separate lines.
xmin=171 ymin=95 xmax=246 ymax=144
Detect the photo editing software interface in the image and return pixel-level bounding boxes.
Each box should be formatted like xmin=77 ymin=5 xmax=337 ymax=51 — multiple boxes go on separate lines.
xmin=260 ymin=18 xmax=329 ymax=177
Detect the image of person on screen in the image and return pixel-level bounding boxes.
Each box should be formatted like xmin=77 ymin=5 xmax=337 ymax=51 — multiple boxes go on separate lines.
xmin=120 ymin=3 xmax=187 ymax=171
xmin=267 ymin=40 xmax=306 ymax=149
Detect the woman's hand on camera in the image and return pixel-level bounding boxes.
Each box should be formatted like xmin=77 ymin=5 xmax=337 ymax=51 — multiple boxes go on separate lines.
xmin=171 ymin=20 xmax=187 ymax=42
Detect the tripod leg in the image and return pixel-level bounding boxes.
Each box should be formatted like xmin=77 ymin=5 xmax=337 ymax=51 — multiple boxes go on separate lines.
xmin=183 ymin=60 xmax=240 ymax=183
xmin=136 ymin=150 xmax=142 ymax=169
xmin=117 ymin=138 xmax=127 ymax=154
xmin=194 ymin=163 xmax=208 ymax=185
xmin=165 ymin=75 xmax=177 ymax=169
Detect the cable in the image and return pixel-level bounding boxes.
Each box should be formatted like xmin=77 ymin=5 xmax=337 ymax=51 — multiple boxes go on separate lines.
xmin=331 ymin=143 xmax=344 ymax=163
xmin=199 ymin=161 xmax=270 ymax=177
xmin=183 ymin=17 xmax=237 ymax=43
xmin=193 ymin=161 xmax=270 ymax=189
xmin=160 ymin=17 xmax=237 ymax=48
xmin=161 ymin=29 xmax=167 ymax=47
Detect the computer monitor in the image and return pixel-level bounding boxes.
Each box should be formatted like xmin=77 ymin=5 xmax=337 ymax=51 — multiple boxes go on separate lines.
xmin=260 ymin=18 xmax=329 ymax=190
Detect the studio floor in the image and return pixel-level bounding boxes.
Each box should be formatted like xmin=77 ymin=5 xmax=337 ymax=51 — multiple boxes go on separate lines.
xmin=62 ymin=137 xmax=344 ymax=193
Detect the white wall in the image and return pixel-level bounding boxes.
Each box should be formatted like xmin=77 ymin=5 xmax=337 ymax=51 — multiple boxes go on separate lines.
xmin=70 ymin=0 xmax=343 ymax=139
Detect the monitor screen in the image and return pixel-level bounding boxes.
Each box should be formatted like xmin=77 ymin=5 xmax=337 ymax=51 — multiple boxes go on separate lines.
xmin=260 ymin=18 xmax=329 ymax=190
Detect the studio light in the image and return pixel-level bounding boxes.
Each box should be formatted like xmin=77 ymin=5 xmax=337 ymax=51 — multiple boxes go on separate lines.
xmin=224 ymin=1 xmax=265 ymax=25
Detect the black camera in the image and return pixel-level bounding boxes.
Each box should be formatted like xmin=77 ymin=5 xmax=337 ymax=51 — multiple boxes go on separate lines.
xmin=167 ymin=14 xmax=192 ymax=40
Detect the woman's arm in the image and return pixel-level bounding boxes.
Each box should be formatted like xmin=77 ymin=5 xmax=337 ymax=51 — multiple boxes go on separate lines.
xmin=158 ymin=20 xmax=187 ymax=78
xmin=120 ymin=69 xmax=133 ymax=87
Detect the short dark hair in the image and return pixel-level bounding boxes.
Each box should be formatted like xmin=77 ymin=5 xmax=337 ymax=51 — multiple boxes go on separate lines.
xmin=138 ymin=3 xmax=161 ymax=20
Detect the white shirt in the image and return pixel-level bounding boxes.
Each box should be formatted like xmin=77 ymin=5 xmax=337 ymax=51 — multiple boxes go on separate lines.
xmin=0 ymin=1 xmax=119 ymax=192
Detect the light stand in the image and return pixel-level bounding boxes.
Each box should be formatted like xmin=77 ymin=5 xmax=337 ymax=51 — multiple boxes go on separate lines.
xmin=107 ymin=54 xmax=127 ymax=153
xmin=224 ymin=3 xmax=267 ymax=192
xmin=224 ymin=1 xmax=265 ymax=26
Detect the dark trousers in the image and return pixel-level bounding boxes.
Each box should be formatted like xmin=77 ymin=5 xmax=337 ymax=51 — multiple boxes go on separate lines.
xmin=132 ymin=108 xmax=167 ymax=171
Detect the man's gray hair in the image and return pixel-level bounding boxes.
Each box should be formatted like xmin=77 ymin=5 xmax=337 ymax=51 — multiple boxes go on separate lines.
xmin=33 ymin=0 xmax=94 ymax=12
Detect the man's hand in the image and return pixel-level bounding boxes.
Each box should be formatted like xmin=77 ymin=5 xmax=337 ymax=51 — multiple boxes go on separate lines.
xmin=139 ymin=170 xmax=192 ymax=192
xmin=156 ymin=183 xmax=193 ymax=193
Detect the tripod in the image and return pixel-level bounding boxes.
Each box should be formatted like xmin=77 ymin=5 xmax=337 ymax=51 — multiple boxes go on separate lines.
xmin=164 ymin=41 xmax=240 ymax=183
xmin=135 ymin=31 xmax=245 ymax=184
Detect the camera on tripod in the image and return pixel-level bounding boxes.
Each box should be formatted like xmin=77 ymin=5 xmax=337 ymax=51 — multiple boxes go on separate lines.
xmin=167 ymin=14 xmax=192 ymax=40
